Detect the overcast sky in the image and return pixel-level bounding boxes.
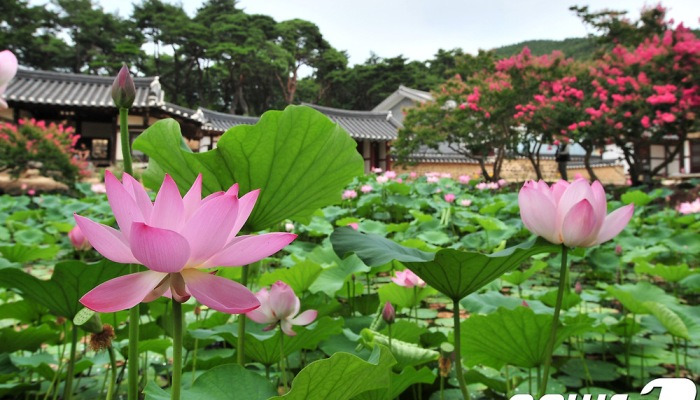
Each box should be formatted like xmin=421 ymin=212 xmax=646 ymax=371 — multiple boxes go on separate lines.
xmin=94 ymin=0 xmax=699 ymax=65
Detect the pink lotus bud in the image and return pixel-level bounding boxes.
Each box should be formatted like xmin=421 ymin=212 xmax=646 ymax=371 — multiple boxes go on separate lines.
xmin=444 ymin=193 xmax=455 ymax=203
xmin=382 ymin=301 xmax=395 ymax=324
xmin=522 ymin=300 xmax=529 ymax=307
xmin=0 ymin=50 xmax=19 ymax=109
xmin=111 ymin=64 xmax=136 ymax=108
xmin=285 ymin=222 xmax=295 ymax=232
xmin=410 ymin=172 xmax=417 ymax=179
xmin=69 ymin=225 xmax=92 ymax=251
xmin=574 ymin=281 xmax=582 ymax=295
xmin=615 ymin=244 xmax=623 ymax=255
xmin=27 ymin=189 xmax=36 ymax=196
xmin=518 ymin=179 xmax=634 ymax=248
xmin=348 ymin=222 xmax=359 ymax=230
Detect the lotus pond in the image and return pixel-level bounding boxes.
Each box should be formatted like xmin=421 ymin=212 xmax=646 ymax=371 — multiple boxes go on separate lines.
xmin=0 ymin=166 xmax=698 ymax=400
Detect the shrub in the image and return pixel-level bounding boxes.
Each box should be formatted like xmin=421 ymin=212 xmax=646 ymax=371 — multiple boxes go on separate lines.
xmin=0 ymin=118 xmax=88 ymax=184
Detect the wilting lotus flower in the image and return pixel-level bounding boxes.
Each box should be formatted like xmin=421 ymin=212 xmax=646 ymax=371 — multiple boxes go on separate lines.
xmin=518 ymin=179 xmax=634 ymax=248
xmin=69 ymin=225 xmax=91 ymax=251
xmin=75 ymin=171 xmax=296 ymax=313
xmin=246 ymin=281 xmax=317 ymax=336
xmin=392 ymin=269 xmax=425 ymax=288
xmin=0 ymin=50 xmax=18 ymax=109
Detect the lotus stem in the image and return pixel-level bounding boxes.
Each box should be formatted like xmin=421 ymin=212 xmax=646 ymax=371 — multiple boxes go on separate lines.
xmin=672 ymin=336 xmax=680 ymax=378
xmin=171 ymin=300 xmax=183 ymax=400
xmin=106 ymin=345 xmax=117 ymax=400
xmin=538 ymin=244 xmax=568 ymax=398
xmin=62 ymin=326 xmax=79 ymax=400
xmin=279 ymin=326 xmax=288 ymax=391
xmin=452 ymin=298 xmax=470 ymax=400
xmin=119 ymin=107 xmax=132 ymax=175
xmin=237 ymin=264 xmax=249 ymax=365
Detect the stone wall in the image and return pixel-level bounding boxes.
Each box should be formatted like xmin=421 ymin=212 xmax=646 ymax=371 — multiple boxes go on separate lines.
xmin=395 ymin=159 xmax=627 ymax=185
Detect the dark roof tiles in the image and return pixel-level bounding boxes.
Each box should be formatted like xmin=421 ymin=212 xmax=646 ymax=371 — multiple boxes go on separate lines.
xmin=6 ymin=69 xmax=163 ymax=108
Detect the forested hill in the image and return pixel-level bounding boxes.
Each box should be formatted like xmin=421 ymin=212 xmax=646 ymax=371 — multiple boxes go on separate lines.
xmin=492 ymin=37 xmax=598 ymax=59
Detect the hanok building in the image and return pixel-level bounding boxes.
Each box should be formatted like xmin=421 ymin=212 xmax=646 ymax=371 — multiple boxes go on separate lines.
xmin=2 ymin=69 xmax=400 ymax=173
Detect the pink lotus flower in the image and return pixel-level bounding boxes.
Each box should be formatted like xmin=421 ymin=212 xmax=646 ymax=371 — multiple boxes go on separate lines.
xmin=444 ymin=193 xmax=456 ymax=203
xmin=518 ymin=179 xmax=634 ymax=248
xmin=91 ymin=183 xmax=107 ymax=194
xmin=460 ymin=199 xmax=472 ymax=207
xmin=409 ymin=172 xmax=417 ymax=179
xmin=384 ymin=171 xmax=397 ymax=179
xmin=342 ymin=189 xmax=357 ymax=200
xmin=376 ymin=175 xmax=389 ymax=184
xmin=75 ymin=171 xmax=296 ymax=314
xmin=392 ymin=269 xmax=426 ymax=288
xmin=360 ymin=184 xmax=373 ymax=193
xmin=348 ymin=222 xmax=359 ymax=230
xmin=427 ymin=176 xmax=439 ymax=183
xmin=284 ymin=222 xmax=295 ymax=232
xmin=615 ymin=244 xmax=623 ymax=255
xmin=69 ymin=225 xmax=92 ymax=251
xmin=0 ymin=50 xmax=18 ymax=109
xmin=371 ymin=167 xmax=383 ymax=173
xmin=677 ymin=198 xmax=700 ymax=214
xmin=458 ymin=175 xmax=471 ymax=184
xmin=497 ymin=179 xmax=507 ymax=187
xmin=246 ymin=281 xmax=317 ymax=336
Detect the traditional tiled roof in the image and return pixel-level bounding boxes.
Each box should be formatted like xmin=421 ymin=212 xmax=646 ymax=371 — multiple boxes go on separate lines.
xmin=373 ymin=85 xmax=434 ymax=112
xmin=159 ymin=102 xmax=200 ymax=120
xmin=199 ymin=107 xmax=259 ymax=132
xmin=303 ymin=103 xmax=400 ymax=141
xmin=5 ymin=69 xmax=163 ymax=108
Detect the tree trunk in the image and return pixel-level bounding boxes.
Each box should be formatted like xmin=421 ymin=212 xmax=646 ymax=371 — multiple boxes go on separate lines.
xmin=491 ymin=146 xmax=505 ymax=181
xmin=478 ymin=156 xmax=491 ymax=181
xmin=582 ymin=142 xmax=600 ymax=182
xmin=620 ymin=142 xmax=641 ymax=186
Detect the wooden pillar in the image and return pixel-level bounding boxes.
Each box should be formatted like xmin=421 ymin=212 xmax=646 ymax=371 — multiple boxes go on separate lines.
xmin=385 ymin=141 xmax=392 ymax=171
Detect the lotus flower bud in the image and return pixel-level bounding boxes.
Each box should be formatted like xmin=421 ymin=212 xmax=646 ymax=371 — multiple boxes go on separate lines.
xmin=521 ymin=300 xmax=530 ymax=308
xmin=615 ymin=244 xmax=623 ymax=255
xmin=382 ymin=301 xmax=395 ymax=325
xmin=69 ymin=225 xmax=92 ymax=251
xmin=111 ymin=64 xmax=136 ymax=108
xmin=574 ymin=281 xmax=582 ymax=295
xmin=0 ymin=50 xmax=18 ymax=109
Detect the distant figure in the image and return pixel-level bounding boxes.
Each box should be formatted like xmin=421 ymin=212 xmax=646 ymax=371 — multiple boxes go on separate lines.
xmin=77 ymin=143 xmax=90 ymax=161
xmin=555 ymin=142 xmax=570 ymax=181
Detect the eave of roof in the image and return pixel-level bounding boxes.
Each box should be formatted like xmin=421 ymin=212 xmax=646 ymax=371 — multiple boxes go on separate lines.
xmin=372 ymin=85 xmax=434 ymax=112
xmin=6 ymin=68 xmax=163 ymax=108
xmin=303 ymin=103 xmax=399 ymax=141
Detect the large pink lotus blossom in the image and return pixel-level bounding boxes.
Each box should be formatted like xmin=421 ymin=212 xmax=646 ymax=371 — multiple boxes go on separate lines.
xmin=518 ymin=179 xmax=634 ymax=248
xmin=0 ymin=50 xmax=18 ymax=109
xmin=392 ymin=269 xmax=426 ymax=288
xmin=246 ymin=281 xmax=317 ymax=336
xmin=76 ymin=171 xmax=296 ymax=314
